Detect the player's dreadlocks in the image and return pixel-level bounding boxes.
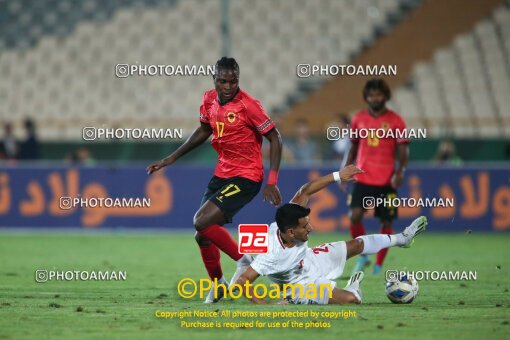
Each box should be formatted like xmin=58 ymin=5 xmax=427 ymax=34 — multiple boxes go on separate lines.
xmin=363 ymin=78 xmax=391 ymax=100
xmin=214 ymin=57 xmax=240 ymax=76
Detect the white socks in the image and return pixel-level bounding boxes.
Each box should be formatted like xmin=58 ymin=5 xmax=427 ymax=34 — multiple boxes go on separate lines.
xmin=356 ymin=234 xmax=405 ymax=255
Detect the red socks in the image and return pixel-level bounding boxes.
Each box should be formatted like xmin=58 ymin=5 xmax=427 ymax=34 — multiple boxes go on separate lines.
xmin=199 ymin=224 xmax=243 ymax=261
xmin=376 ymin=226 xmax=393 ymax=266
xmin=350 ymin=223 xmax=366 ymax=239
xmin=198 ymin=243 xmax=223 ymax=280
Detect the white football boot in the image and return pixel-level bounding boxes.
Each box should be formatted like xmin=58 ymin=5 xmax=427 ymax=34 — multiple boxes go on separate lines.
xmin=400 ymin=216 xmax=428 ymax=248
xmin=344 ymin=271 xmax=365 ymax=304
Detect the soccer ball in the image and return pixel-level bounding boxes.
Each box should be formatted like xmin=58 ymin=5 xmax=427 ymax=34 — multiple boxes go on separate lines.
xmin=385 ymin=274 xmax=419 ymax=304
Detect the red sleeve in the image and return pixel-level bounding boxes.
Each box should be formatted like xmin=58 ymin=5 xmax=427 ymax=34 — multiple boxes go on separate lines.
xmin=394 ymin=114 xmax=409 ymax=144
xmin=199 ymin=92 xmax=210 ymax=124
xmin=350 ymin=114 xmax=360 ymax=143
xmin=245 ymin=99 xmax=274 ymax=135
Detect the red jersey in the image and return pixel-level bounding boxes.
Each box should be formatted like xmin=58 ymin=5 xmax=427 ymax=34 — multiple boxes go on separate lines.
xmin=199 ymin=89 xmax=275 ymax=182
xmin=350 ymin=109 xmax=408 ymax=186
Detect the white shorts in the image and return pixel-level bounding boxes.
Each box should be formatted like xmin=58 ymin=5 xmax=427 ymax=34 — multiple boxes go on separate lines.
xmin=288 ymin=241 xmax=347 ymax=305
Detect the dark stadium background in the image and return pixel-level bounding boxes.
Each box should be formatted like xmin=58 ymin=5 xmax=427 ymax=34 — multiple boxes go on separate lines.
xmin=0 ymin=0 xmax=509 ymax=339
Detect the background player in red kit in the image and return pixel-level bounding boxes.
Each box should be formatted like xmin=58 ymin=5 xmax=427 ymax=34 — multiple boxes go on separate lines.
xmin=345 ymin=78 xmax=409 ymax=275
xmin=146 ymin=57 xmax=283 ymax=302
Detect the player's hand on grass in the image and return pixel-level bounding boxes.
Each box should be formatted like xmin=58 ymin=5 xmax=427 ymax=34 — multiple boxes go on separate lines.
xmin=339 ymin=164 xmax=364 ymax=182
xmin=391 ymin=170 xmax=404 ymax=189
xmin=146 ymin=160 xmax=166 ymax=175
xmin=263 ymin=184 xmax=282 ymax=206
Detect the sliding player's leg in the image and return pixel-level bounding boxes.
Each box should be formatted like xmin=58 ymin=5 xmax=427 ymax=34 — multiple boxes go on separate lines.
xmin=317 ymin=216 xmax=426 ymax=305
xmin=346 ymin=215 xmax=428 ymax=260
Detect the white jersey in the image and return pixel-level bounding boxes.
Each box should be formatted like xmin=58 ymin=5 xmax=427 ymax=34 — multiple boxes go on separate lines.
xmin=250 ymin=222 xmax=347 ymax=289
xmin=251 ymin=222 xmax=310 ymax=286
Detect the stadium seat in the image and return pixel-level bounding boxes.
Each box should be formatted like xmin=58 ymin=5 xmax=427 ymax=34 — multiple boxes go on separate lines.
xmin=392 ymin=4 xmax=510 ymax=138
xmin=2 ymin=0 xmax=496 ymax=140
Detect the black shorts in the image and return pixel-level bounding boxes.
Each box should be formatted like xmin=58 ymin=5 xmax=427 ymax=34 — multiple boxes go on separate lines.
xmin=350 ymin=182 xmax=398 ymax=221
xmin=200 ymin=176 xmax=262 ymax=224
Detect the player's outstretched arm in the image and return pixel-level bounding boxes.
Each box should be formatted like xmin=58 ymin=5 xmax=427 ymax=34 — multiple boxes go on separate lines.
xmin=262 ymin=128 xmax=283 ymax=206
xmin=291 ymin=165 xmax=364 ymax=207
xmin=235 ymin=266 xmax=268 ymax=304
xmin=146 ymin=123 xmax=212 ymax=175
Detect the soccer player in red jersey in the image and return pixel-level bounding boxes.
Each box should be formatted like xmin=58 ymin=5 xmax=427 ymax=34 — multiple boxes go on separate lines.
xmin=345 ymin=79 xmax=409 ymax=275
xmin=146 ymin=57 xmax=282 ymax=303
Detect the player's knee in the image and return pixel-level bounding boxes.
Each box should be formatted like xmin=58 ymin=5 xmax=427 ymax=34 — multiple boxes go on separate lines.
xmin=194 ymin=232 xmax=211 ymax=246
xmin=346 ymin=239 xmax=364 ymax=258
xmin=193 ymin=212 xmax=207 ymax=231
xmin=354 ymin=238 xmax=364 ymax=254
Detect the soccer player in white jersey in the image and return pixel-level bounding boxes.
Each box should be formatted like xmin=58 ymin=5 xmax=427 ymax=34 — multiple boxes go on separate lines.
xmin=235 ymin=164 xmax=427 ymax=304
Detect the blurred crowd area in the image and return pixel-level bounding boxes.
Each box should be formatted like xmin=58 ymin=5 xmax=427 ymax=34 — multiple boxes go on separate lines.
xmin=1 ymin=0 xmax=510 ymax=165
xmin=262 ymin=114 xmax=508 ymax=166
xmin=2 ymin=117 xmax=509 ymax=166
xmin=1 ymin=119 xmax=38 ymax=161
xmin=0 ymin=119 xmax=94 ymax=165
xmin=1 ymin=0 xmax=509 ymax=141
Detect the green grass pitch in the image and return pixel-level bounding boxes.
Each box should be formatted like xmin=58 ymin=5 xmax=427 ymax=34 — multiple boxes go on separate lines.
xmin=0 ymin=231 xmax=509 ymax=340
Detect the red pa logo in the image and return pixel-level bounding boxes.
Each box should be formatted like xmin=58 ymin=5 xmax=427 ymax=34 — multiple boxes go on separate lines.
xmin=238 ymin=224 xmax=269 ymax=254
